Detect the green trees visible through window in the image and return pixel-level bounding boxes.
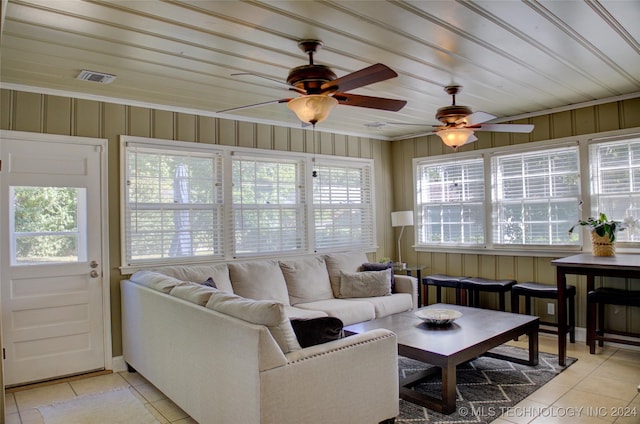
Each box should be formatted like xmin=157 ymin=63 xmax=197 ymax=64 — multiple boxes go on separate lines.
xmin=12 ymin=186 xmax=83 ymax=263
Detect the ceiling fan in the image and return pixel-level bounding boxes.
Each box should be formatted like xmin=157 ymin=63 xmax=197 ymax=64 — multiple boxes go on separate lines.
xmin=389 ymin=85 xmax=534 ymax=150
xmin=218 ymin=40 xmax=407 ymax=126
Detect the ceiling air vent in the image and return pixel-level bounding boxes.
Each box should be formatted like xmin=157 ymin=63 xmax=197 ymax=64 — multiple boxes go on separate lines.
xmin=76 ymin=70 xmax=116 ymax=84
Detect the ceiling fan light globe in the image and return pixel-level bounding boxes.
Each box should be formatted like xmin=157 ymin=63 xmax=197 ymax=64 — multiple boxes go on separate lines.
xmin=436 ymin=128 xmax=474 ymax=149
xmin=288 ymin=95 xmax=338 ymax=124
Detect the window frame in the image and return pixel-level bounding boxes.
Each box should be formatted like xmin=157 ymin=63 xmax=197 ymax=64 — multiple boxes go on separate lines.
xmin=490 ymin=144 xmax=581 ymax=250
xmin=587 ymin=134 xmax=640 ymax=246
xmin=312 ymin=157 xmax=376 ymax=252
xmin=413 ymin=130 xmax=640 ymax=256
xmin=414 ymin=155 xmax=486 ymax=247
xmin=120 ymin=136 xmax=377 ymax=271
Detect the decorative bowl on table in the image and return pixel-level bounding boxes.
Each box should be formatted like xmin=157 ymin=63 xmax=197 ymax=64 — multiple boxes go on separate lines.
xmin=415 ymin=309 xmax=462 ymax=326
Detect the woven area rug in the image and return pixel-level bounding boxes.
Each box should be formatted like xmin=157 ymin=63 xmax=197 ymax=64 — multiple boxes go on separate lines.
xmin=37 ymin=387 xmax=159 ymax=424
xmin=397 ymin=345 xmax=577 ymax=423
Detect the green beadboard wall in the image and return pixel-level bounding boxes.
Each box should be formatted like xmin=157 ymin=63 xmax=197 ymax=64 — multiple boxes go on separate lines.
xmin=391 ymin=96 xmax=640 ymax=334
xmin=0 ymin=89 xmax=396 ymax=356
xmin=1 ymin=88 xmax=640 ymax=358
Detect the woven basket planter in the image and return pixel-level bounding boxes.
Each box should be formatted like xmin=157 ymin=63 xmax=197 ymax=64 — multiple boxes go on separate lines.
xmin=591 ymin=232 xmax=615 ymax=256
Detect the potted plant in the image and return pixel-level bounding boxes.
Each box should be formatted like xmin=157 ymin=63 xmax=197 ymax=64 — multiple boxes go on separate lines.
xmin=568 ymin=212 xmax=624 ymax=256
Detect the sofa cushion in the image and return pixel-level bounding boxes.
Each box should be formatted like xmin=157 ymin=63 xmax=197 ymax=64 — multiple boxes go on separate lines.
xmin=284 ymin=305 xmax=329 ymax=320
xmin=362 ymin=262 xmax=395 ymax=292
xmin=295 ymin=299 xmax=376 ymax=326
xmin=338 ymin=269 xmax=392 ymax=298
xmin=347 ymin=293 xmax=413 ymax=318
xmin=151 ymin=263 xmax=232 ymax=292
xmin=169 ymin=282 xmax=217 ymax=306
xmin=290 ymin=317 xmax=344 ymax=348
xmin=324 ymin=251 xmax=369 ymax=297
xmin=129 ymin=270 xmax=189 ymax=294
xmin=228 ymin=261 xmax=290 ymax=305
xmin=205 ymin=290 xmax=301 ymax=354
xmin=279 ymin=257 xmax=334 ymax=305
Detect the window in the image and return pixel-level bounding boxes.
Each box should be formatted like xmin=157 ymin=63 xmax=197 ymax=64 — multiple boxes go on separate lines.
xmin=121 ymin=136 xmax=377 ymax=268
xmin=313 ymin=161 xmax=374 ymax=250
xmin=10 ymin=186 xmax=87 ymax=265
xmin=492 ymin=146 xmax=580 ymax=247
xmin=232 ymin=155 xmax=306 ymax=256
xmin=415 ymin=157 xmax=485 ymax=245
xmin=124 ymin=145 xmax=223 ymax=265
xmin=589 ymin=137 xmax=640 ymax=243
xmin=414 ymin=143 xmax=583 ymax=252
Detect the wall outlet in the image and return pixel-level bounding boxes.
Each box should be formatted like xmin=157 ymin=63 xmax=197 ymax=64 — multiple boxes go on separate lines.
xmin=547 ymin=303 xmax=555 ymax=315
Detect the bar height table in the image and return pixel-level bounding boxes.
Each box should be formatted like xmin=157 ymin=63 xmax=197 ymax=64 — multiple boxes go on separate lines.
xmin=551 ymin=253 xmax=640 ymax=366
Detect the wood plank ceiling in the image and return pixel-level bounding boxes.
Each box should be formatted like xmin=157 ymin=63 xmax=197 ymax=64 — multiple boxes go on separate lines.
xmin=1 ymin=0 xmax=639 ymax=140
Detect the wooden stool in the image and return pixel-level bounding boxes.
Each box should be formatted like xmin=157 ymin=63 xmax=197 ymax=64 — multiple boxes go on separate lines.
xmin=423 ymin=275 xmax=465 ymax=305
xmin=587 ymin=287 xmax=640 ymax=353
xmin=459 ymin=277 xmax=516 ymax=311
xmin=511 ymin=282 xmax=576 ymax=343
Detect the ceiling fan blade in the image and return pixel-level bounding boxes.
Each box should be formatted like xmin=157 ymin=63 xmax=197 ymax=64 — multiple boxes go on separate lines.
xmin=321 ymin=63 xmax=398 ymax=93
xmin=217 ymin=98 xmax=291 ymax=114
xmin=231 ymin=72 xmax=307 ymax=95
xmin=475 ymin=123 xmax=534 ymax=133
xmin=334 ymin=93 xmax=406 ymax=111
xmin=456 ymin=111 xmax=496 ymax=126
xmin=384 ymin=122 xmax=438 ymax=126
xmin=466 ymin=134 xmax=479 ymax=144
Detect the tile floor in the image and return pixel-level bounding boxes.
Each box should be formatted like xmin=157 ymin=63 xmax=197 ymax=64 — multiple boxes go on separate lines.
xmin=4 ymin=335 xmax=640 ymax=424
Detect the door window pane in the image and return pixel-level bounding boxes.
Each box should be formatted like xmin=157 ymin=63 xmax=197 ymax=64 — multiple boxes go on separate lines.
xmin=11 ymin=186 xmax=87 ymax=264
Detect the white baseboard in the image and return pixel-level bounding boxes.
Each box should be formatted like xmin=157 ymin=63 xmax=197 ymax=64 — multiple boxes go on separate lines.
xmin=111 ymin=356 xmax=128 ymax=373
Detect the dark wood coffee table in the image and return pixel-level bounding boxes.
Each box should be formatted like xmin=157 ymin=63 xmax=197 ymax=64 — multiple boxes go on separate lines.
xmin=344 ymin=304 xmax=539 ymax=414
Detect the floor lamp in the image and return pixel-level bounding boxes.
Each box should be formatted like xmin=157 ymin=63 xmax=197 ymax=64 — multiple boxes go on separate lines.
xmin=391 ymin=211 xmax=414 ymax=269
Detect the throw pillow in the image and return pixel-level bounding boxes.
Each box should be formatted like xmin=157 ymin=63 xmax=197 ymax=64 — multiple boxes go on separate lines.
xmin=290 ymin=317 xmax=344 ymax=348
xmin=324 ymin=251 xmax=370 ymax=297
xmin=201 ymin=277 xmax=217 ymax=288
xmin=362 ymin=261 xmax=395 ymax=292
xmin=338 ymin=269 xmax=392 ymax=298
xmin=205 ymin=290 xmax=301 ymax=354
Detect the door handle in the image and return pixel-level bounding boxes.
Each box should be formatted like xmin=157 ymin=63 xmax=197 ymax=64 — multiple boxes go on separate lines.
xmin=90 ymin=270 xmax=99 ymax=278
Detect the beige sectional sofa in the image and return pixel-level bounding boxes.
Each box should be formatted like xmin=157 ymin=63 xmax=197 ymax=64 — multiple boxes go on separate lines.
xmin=121 ymin=251 xmax=417 ymax=424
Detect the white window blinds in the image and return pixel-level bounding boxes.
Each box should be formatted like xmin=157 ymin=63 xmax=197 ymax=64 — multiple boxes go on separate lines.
xmin=415 ymin=157 xmax=485 ymax=245
xmin=232 ymin=155 xmax=306 ymax=256
xmin=492 ymin=146 xmax=580 ymax=246
xmin=589 ymin=137 xmax=640 ymax=243
xmin=124 ymin=146 xmax=224 ymax=265
xmin=313 ymin=162 xmax=374 ymax=250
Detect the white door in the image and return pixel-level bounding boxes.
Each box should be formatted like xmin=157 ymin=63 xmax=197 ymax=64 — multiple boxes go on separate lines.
xmin=0 ymin=131 xmax=109 ymax=387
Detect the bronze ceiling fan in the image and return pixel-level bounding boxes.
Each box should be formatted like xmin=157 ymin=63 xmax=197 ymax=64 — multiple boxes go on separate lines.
xmin=389 ymin=85 xmax=534 ymax=149
xmin=218 ymin=40 xmax=407 ymax=126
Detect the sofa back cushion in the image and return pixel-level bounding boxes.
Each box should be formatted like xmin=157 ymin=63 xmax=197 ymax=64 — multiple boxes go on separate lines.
xmin=228 ymin=260 xmax=290 ymax=305
xmin=129 ymin=270 xmax=189 ymax=293
xmin=205 ymin=290 xmax=301 ymax=354
xmin=279 ymin=256 xmax=334 ymax=305
xmin=169 ymin=282 xmax=217 ymax=306
xmin=150 ymin=263 xmax=233 ymax=292
xmin=324 ymin=251 xmax=369 ymax=298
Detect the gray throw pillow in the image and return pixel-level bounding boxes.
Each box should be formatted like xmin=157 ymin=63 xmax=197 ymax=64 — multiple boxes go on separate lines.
xmin=338 ymin=269 xmax=392 ymax=298
xmin=362 ymin=262 xmax=395 ymax=292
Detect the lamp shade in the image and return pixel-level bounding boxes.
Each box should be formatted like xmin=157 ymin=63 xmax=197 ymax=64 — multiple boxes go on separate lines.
xmin=287 ymin=95 xmax=339 ymax=124
xmin=391 ymin=211 xmax=414 ymax=227
xmin=436 ymin=128 xmax=474 ymax=149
